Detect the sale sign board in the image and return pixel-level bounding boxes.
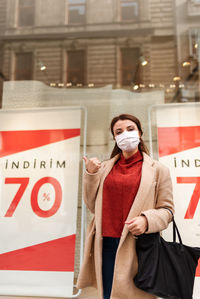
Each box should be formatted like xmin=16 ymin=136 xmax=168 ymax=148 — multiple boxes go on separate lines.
xmin=156 ymin=104 xmax=200 ymax=298
xmin=0 ymin=108 xmax=81 ymax=297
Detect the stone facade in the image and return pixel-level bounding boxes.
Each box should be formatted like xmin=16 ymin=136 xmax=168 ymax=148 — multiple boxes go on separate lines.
xmin=1 ymin=0 xmax=177 ymax=101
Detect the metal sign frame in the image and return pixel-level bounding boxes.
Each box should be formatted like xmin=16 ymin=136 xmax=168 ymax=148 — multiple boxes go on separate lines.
xmin=0 ymin=106 xmax=87 ymax=298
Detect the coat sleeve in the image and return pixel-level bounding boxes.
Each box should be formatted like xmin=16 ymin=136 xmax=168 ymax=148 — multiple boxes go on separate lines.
xmin=141 ymin=163 xmax=174 ymax=233
xmin=83 ymin=169 xmax=101 ymax=214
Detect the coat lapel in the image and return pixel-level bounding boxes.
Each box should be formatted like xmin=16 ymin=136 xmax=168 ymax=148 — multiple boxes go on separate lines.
xmin=100 ymin=154 xmax=120 ymax=182
xmin=94 ymin=154 xmax=121 ymax=298
xmin=95 ymin=154 xmax=120 ymax=237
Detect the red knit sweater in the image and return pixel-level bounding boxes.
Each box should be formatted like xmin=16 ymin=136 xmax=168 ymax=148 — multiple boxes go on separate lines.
xmin=102 ymin=150 xmax=143 ymax=237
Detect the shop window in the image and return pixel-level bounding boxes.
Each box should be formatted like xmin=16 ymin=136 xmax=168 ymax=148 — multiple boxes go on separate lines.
xmin=18 ymin=0 xmax=35 ymax=27
xmin=120 ymin=0 xmax=139 ymax=22
xmin=121 ymin=48 xmax=140 ymax=86
xmin=67 ymin=50 xmax=86 ymax=86
xmin=192 ymin=0 xmax=200 ymax=4
xmin=68 ymin=0 xmax=86 ymax=24
xmin=15 ymin=53 xmax=33 ymax=80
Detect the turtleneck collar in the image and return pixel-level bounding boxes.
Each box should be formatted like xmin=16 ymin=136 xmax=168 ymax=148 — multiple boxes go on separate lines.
xmin=119 ymin=150 xmax=143 ymax=165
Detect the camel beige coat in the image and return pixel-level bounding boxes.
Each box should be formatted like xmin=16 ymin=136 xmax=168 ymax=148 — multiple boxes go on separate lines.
xmin=76 ymin=152 xmax=174 ymax=299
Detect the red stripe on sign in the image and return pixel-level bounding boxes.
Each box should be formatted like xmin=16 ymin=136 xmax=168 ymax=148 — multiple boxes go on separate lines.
xmin=0 ymin=129 xmax=80 ymax=158
xmin=196 ymin=259 xmax=200 ymax=277
xmin=157 ymin=126 xmax=200 ymax=157
xmin=0 ymin=235 xmax=76 ymax=271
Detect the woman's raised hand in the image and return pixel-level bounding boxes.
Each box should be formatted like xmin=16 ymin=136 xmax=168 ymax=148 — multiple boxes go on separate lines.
xmin=83 ymin=156 xmax=101 ymax=174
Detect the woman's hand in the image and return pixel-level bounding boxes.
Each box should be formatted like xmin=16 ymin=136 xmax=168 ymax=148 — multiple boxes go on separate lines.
xmin=125 ymin=216 xmax=148 ymax=236
xmin=83 ymin=156 xmax=101 ymax=174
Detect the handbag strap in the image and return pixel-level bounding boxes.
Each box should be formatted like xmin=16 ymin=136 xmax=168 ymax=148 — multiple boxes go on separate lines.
xmin=172 ymin=218 xmax=183 ymax=244
xmin=163 ymin=207 xmax=183 ymax=245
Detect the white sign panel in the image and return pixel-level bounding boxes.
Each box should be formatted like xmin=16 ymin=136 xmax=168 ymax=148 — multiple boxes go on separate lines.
xmin=0 ymin=108 xmax=81 ymax=297
xmin=156 ymin=104 xmax=200 ymax=299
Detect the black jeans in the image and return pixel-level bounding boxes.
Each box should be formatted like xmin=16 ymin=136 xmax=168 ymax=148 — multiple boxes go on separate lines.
xmin=102 ymin=237 xmax=120 ymax=299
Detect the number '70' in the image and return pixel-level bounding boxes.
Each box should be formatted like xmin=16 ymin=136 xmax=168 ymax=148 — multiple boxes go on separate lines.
xmin=4 ymin=177 xmax=62 ymax=218
xmin=177 ymin=177 xmax=200 ymax=219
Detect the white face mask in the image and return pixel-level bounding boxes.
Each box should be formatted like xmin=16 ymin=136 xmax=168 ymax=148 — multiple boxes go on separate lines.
xmin=115 ymin=130 xmax=140 ymax=152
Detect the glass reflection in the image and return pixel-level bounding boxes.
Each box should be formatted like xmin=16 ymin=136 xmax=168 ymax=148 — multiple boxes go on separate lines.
xmin=0 ymin=0 xmax=199 ymax=103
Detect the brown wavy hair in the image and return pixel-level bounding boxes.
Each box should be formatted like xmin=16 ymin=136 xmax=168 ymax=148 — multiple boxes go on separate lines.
xmin=110 ymin=114 xmax=149 ymax=158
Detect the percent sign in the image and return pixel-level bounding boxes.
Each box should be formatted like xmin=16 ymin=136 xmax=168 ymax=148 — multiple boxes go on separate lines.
xmin=4 ymin=177 xmax=62 ymax=218
xmin=43 ymin=193 xmax=50 ymax=201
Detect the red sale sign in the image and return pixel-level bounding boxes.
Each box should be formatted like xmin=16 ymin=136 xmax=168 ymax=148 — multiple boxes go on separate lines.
xmin=156 ymin=104 xmax=200 ymax=299
xmin=0 ymin=108 xmax=81 ymax=297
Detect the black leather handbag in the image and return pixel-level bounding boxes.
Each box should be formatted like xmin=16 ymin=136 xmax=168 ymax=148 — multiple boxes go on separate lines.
xmin=134 ymin=211 xmax=200 ymax=299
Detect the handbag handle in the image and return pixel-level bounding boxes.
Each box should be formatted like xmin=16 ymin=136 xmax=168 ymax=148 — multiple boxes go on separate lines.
xmin=163 ymin=207 xmax=183 ymax=245
xmin=172 ymin=218 xmax=183 ymax=244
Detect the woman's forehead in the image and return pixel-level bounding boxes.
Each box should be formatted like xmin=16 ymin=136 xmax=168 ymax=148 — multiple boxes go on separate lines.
xmin=113 ymin=119 xmax=137 ymax=129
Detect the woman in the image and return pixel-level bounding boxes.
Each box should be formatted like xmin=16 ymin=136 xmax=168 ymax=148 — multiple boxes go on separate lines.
xmin=76 ymin=114 xmax=174 ymax=299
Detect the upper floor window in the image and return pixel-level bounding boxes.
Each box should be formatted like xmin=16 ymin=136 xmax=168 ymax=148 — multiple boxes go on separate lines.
xmin=15 ymin=53 xmax=33 ymax=80
xmin=192 ymin=0 xmax=200 ymax=4
xmin=120 ymin=0 xmax=139 ymax=22
xmin=121 ymin=48 xmax=140 ymax=86
xmin=18 ymin=0 xmax=35 ymax=27
xmin=67 ymin=50 xmax=86 ymax=86
xmin=68 ymin=0 xmax=86 ymax=24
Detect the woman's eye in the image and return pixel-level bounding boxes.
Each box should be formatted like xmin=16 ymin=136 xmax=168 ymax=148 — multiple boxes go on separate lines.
xmin=128 ymin=128 xmax=134 ymax=131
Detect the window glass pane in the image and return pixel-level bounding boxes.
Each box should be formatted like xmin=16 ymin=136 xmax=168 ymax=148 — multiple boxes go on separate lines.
xmin=19 ymin=0 xmax=33 ymax=8
xmin=192 ymin=0 xmax=200 ymax=4
xmin=121 ymin=1 xmax=138 ymax=21
xmin=67 ymin=51 xmax=85 ymax=85
xmin=18 ymin=0 xmax=34 ymax=26
xmin=69 ymin=5 xmax=86 ymax=24
xmin=68 ymin=0 xmax=86 ymax=24
xmin=15 ymin=53 xmax=33 ymax=80
xmin=121 ymin=48 xmax=140 ymax=86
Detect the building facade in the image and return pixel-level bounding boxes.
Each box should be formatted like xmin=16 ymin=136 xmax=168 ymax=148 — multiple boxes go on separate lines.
xmin=1 ymin=0 xmax=179 ymax=102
